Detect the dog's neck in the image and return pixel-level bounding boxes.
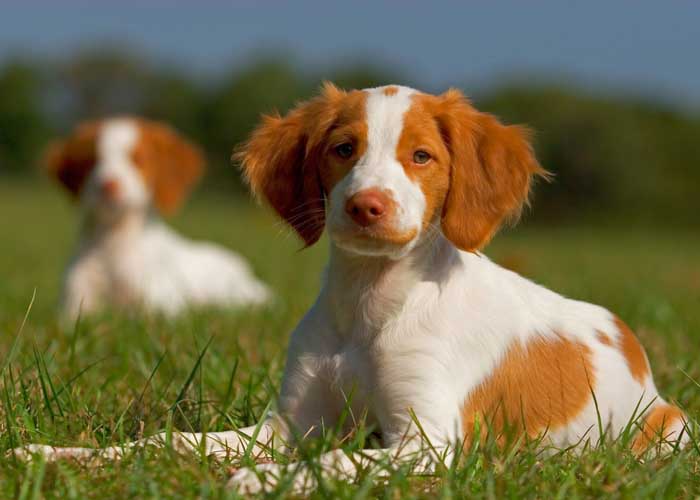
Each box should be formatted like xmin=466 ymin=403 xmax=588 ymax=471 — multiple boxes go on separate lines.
xmin=78 ymin=208 xmax=156 ymax=252
xmin=324 ymin=233 xmax=459 ymax=339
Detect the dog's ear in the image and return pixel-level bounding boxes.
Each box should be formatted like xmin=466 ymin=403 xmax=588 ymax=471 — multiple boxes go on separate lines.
xmin=236 ymin=82 xmax=346 ymax=247
xmin=133 ymin=121 xmax=205 ymax=214
xmin=45 ymin=121 xmax=101 ymax=197
xmin=434 ymin=89 xmax=549 ymax=251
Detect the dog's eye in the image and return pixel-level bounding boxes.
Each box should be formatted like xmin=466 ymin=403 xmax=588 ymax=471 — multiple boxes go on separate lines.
xmin=335 ymin=143 xmax=354 ymax=159
xmin=413 ymin=150 xmax=431 ymax=165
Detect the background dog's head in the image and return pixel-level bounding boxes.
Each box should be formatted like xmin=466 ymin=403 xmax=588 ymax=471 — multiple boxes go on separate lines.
xmin=238 ymin=83 xmax=549 ymax=258
xmin=46 ymin=117 xmax=204 ymax=223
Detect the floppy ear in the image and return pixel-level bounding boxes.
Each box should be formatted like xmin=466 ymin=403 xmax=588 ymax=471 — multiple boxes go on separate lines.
xmin=45 ymin=121 xmax=101 ymax=197
xmin=235 ymin=82 xmax=346 ymax=247
xmin=133 ymin=121 xmax=205 ymax=214
xmin=435 ymin=89 xmax=549 ymax=251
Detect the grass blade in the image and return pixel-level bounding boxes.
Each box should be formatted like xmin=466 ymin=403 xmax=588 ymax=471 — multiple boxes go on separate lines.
xmin=1 ymin=288 xmax=36 ymax=375
xmin=171 ymin=335 xmax=214 ymax=412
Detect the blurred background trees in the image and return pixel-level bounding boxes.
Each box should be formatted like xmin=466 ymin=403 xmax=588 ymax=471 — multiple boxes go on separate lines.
xmin=0 ymin=49 xmax=697 ymax=226
xmin=0 ymin=60 xmax=50 ymax=176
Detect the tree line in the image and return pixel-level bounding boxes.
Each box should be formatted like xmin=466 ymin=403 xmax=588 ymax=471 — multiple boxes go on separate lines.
xmin=1 ymin=49 xmax=698 ymax=226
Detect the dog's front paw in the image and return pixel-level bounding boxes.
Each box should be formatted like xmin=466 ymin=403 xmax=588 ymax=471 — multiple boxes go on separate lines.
xmin=8 ymin=444 xmax=124 ymax=463
xmin=228 ymin=463 xmax=284 ymax=494
xmin=9 ymin=444 xmax=58 ymax=462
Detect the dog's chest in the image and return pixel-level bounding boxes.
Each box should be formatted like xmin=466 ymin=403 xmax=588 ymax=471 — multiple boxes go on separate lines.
xmin=74 ymin=233 xmax=147 ymax=304
xmin=316 ymin=321 xmax=444 ymax=430
xmin=316 ymin=341 xmax=375 ymax=413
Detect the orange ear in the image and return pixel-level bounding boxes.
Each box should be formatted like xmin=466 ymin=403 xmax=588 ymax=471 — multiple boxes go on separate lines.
xmin=45 ymin=121 xmax=101 ymax=197
xmin=235 ymin=82 xmax=346 ymax=247
xmin=133 ymin=121 xmax=205 ymax=214
xmin=435 ymin=89 xmax=549 ymax=251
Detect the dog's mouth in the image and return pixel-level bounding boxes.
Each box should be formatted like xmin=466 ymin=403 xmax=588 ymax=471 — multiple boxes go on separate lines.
xmin=326 ymin=191 xmax=422 ymax=257
xmin=90 ymin=195 xmax=130 ymax=211
xmin=85 ymin=195 xmax=145 ymax=222
xmin=329 ymin=225 xmax=419 ymax=258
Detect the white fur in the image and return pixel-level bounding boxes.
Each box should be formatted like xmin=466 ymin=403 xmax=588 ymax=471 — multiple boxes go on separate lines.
xmin=60 ymin=119 xmax=270 ymax=319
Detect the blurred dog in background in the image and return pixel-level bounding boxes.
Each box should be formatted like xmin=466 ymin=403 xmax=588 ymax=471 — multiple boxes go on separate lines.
xmin=47 ymin=117 xmax=270 ymax=320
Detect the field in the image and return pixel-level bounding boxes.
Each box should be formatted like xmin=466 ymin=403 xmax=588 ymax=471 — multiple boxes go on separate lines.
xmin=0 ymin=179 xmax=698 ymax=499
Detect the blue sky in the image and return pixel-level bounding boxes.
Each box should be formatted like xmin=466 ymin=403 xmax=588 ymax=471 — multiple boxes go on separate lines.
xmin=3 ymin=1 xmax=699 ymax=106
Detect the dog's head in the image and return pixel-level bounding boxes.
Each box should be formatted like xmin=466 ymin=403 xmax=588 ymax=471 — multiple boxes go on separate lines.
xmin=46 ymin=118 xmax=204 ymax=222
xmin=238 ymin=83 xmax=548 ymax=258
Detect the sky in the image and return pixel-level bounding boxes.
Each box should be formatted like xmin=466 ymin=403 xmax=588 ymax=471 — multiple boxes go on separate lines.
xmin=2 ymin=1 xmax=700 ymax=107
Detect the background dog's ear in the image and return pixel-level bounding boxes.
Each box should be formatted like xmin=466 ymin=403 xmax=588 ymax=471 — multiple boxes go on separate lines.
xmin=134 ymin=121 xmax=205 ymax=214
xmin=435 ymin=89 xmax=549 ymax=251
xmin=45 ymin=121 xmax=101 ymax=197
xmin=235 ymin=82 xmax=345 ymax=247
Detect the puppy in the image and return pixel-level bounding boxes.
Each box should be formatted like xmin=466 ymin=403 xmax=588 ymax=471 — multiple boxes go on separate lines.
xmin=17 ymin=86 xmax=688 ymax=494
xmin=47 ymin=117 xmax=270 ymax=319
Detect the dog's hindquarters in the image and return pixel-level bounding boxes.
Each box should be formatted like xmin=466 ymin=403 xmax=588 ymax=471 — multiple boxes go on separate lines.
xmin=631 ymin=402 xmax=688 ymax=455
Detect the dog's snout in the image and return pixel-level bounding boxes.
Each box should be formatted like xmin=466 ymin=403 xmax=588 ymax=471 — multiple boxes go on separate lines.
xmin=345 ymin=189 xmax=389 ymax=227
xmin=100 ymin=179 xmax=120 ymax=199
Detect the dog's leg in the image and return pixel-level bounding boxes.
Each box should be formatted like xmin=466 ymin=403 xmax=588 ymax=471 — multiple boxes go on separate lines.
xmin=11 ymin=418 xmax=283 ymax=463
xmin=179 ymin=420 xmax=283 ymax=459
xmin=228 ymin=440 xmax=451 ymax=495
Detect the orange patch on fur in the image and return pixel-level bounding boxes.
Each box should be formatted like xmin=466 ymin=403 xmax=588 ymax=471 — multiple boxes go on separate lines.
xmin=383 ymin=86 xmax=399 ymax=96
xmin=320 ymin=94 xmax=369 ymax=195
xmin=631 ymin=403 xmax=686 ymax=455
xmin=613 ymin=317 xmax=650 ymax=383
xmin=236 ymin=82 xmax=368 ymax=246
xmin=131 ymin=119 xmax=205 ymax=214
xmin=396 ymin=94 xmax=451 ymax=233
xmin=461 ymin=335 xmax=594 ymax=444
xmin=402 ymin=90 xmax=549 ymax=251
xmin=45 ymin=121 xmax=102 ymax=196
xmin=596 ymin=331 xmax=614 ymax=346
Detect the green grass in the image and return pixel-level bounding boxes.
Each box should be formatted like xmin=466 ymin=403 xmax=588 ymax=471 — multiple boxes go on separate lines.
xmin=0 ymin=179 xmax=699 ymax=499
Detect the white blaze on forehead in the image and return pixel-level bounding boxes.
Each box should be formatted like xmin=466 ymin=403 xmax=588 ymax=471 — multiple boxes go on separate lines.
xmin=98 ymin=119 xmax=139 ymax=163
xmin=362 ymin=85 xmax=416 ymax=168
xmin=86 ymin=118 xmax=149 ymax=207
xmin=332 ymin=85 xmax=426 ymax=233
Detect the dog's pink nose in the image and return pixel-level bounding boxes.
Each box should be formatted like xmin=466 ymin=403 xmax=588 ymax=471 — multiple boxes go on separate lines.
xmin=100 ymin=179 xmax=120 ymax=199
xmin=345 ymin=189 xmax=388 ymax=227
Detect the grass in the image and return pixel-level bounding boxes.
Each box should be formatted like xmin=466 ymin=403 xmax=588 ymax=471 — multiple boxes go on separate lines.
xmin=0 ymin=178 xmax=699 ymax=499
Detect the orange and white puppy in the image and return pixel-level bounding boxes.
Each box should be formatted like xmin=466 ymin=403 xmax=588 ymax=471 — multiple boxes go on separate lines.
xmin=48 ymin=117 xmax=270 ymax=319
xmin=18 ymin=87 xmax=687 ymax=493
xmin=231 ymin=83 xmax=688 ymax=491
